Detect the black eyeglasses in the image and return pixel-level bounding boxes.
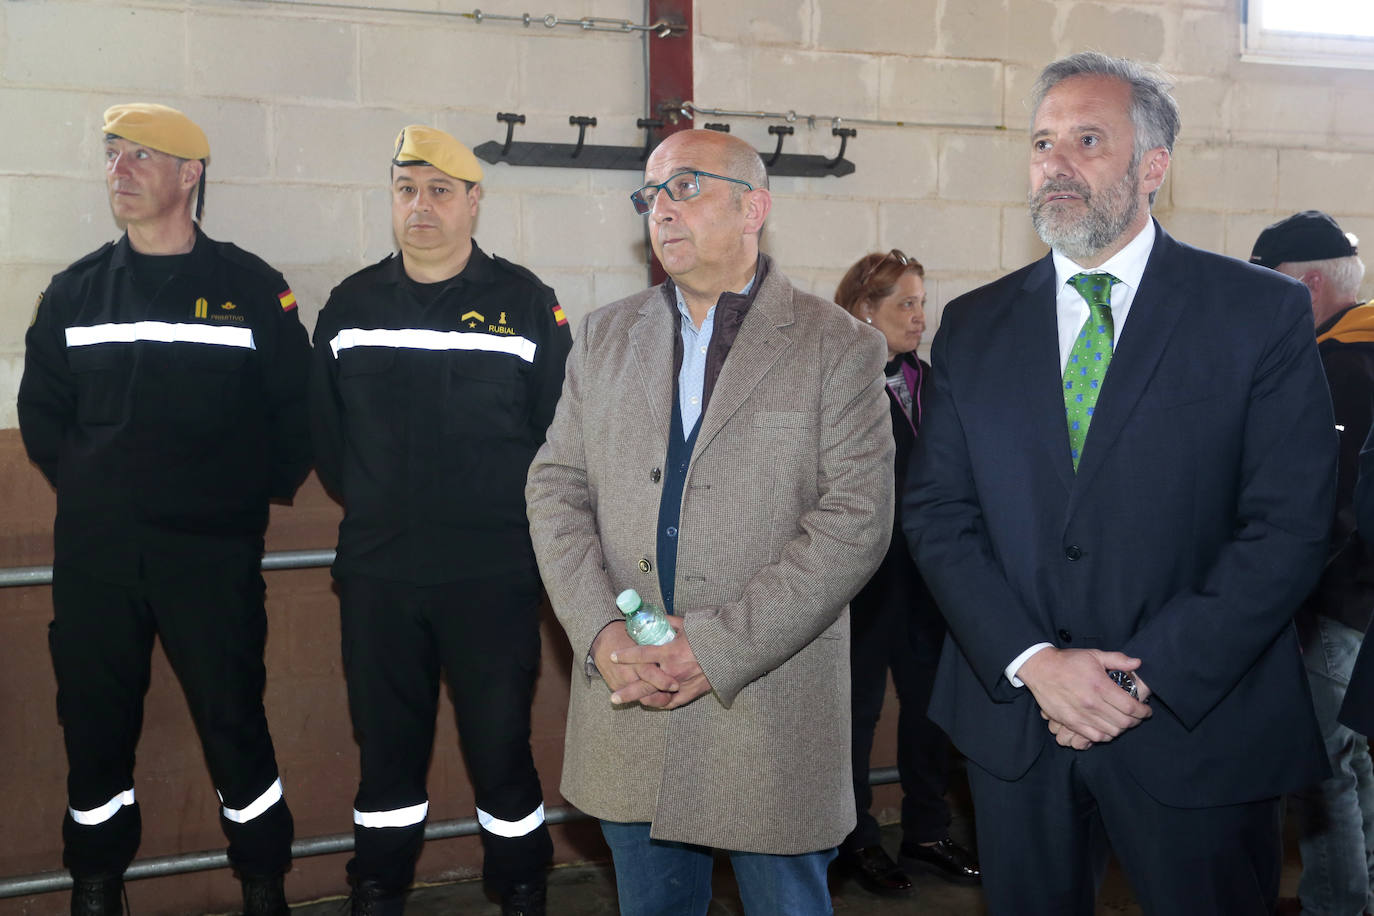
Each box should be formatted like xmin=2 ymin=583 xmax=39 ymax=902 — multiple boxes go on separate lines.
xmin=630 ymin=170 xmax=755 ymax=215
xmin=857 ymin=249 xmax=911 ymax=288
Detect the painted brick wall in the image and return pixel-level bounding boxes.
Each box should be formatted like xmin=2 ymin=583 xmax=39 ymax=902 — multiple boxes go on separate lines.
xmin=2 ymin=0 xmax=1373 ymax=429
xmin=694 ymin=0 xmax=1374 ymax=337
xmin=2 ymin=0 xmax=1373 ymax=911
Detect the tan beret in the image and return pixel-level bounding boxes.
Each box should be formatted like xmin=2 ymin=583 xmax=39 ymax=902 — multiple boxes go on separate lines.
xmin=392 ymin=125 xmax=483 ymax=182
xmin=102 ymin=103 xmax=209 ymax=160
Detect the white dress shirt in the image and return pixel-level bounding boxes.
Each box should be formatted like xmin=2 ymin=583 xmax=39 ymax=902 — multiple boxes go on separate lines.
xmin=1005 ymin=220 xmax=1156 ymax=688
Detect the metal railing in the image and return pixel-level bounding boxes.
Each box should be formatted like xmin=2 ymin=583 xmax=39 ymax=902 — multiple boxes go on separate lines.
xmin=0 ymin=769 xmax=900 ymax=898
xmin=0 ymin=548 xmax=336 ymax=589
xmin=0 ymin=551 xmax=900 ymax=897
xmin=0 ymin=804 xmax=585 ymax=898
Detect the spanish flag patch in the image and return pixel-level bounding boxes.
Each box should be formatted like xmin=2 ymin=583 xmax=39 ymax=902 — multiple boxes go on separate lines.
xmin=278 ymin=290 xmax=298 ymax=312
xmin=552 ymin=303 xmax=568 ymax=327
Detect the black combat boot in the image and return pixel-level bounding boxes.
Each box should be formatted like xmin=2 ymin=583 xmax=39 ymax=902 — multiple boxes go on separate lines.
xmin=70 ymin=875 xmax=124 ymax=916
xmin=501 ymin=876 xmax=547 ymax=916
xmin=240 ymin=871 xmax=289 ymax=916
xmin=348 ymin=878 xmax=405 ymax=916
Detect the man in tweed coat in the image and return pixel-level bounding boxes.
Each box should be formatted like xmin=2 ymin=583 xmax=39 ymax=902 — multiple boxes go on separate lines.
xmin=525 ymin=129 xmax=893 ymax=914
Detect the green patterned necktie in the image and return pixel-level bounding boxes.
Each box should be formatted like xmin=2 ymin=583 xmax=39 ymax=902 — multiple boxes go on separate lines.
xmin=1063 ymin=272 xmax=1120 ymax=470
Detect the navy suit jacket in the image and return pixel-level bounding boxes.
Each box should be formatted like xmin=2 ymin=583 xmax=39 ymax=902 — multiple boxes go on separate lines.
xmin=905 ymin=223 xmax=1334 ymax=808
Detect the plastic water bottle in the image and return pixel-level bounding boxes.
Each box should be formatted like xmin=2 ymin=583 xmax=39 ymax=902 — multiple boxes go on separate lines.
xmin=616 ymin=588 xmax=676 ymax=646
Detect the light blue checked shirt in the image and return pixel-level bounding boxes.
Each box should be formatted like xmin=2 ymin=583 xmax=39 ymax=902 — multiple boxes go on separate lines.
xmin=674 ymin=275 xmax=756 ymax=435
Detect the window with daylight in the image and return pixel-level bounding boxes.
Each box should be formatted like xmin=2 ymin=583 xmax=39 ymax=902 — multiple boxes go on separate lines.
xmin=1242 ymin=0 xmax=1374 ymax=69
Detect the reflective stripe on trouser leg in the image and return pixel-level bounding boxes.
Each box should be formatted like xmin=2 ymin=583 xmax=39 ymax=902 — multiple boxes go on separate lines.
xmin=51 ymin=568 xmax=153 ymax=877
xmin=477 ymin=802 xmax=553 ymax=894
xmin=351 ymin=800 xmax=430 ymax=892
xmin=219 ymin=777 xmax=284 ymax=824
xmin=354 ymin=800 xmax=430 ymax=829
xmin=476 ymin=803 xmax=545 ymax=838
xmin=69 ymin=788 xmax=136 ymax=826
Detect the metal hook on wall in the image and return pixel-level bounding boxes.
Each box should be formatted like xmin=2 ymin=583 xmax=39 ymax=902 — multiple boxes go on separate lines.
xmin=569 ymin=115 xmax=598 ymax=158
xmin=496 ymin=112 xmax=526 ymax=157
xmin=472 ymin=113 xmax=856 ymax=177
xmin=636 ymin=118 xmax=664 ymax=161
xmin=828 ymin=127 xmax=857 ymax=169
xmin=767 ymin=124 xmax=794 ymax=167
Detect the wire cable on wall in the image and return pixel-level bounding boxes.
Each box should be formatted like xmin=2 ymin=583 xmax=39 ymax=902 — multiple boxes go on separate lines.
xmin=682 ymin=102 xmax=1008 ymax=133
xmin=244 ymin=0 xmax=683 ymax=36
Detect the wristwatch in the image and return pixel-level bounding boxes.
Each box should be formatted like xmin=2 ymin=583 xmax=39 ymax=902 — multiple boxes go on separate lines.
xmin=1108 ymin=669 xmax=1142 ymax=701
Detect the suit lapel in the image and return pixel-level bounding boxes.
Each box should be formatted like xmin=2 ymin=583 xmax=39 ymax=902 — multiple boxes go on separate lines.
xmin=1071 ymin=226 xmax=1189 ymax=493
xmin=627 ymin=287 xmax=677 ymax=448
xmin=692 ymin=274 xmax=792 ymax=455
xmin=1016 ymin=257 xmax=1077 ymax=493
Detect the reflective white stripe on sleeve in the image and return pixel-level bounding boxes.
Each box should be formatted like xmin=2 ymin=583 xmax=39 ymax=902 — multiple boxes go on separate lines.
xmin=218 ymin=777 xmax=284 ymax=824
xmin=329 ymin=327 xmax=536 ymax=363
xmin=353 ymin=800 xmax=429 ymax=829
xmin=476 ymin=803 xmax=545 ymax=838
xmin=69 ymin=788 xmax=135 ymax=826
xmin=66 ymin=321 xmax=256 ymax=350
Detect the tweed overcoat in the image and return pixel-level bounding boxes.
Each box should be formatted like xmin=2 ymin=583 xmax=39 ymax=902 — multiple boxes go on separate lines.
xmin=526 ymin=259 xmax=894 ymax=854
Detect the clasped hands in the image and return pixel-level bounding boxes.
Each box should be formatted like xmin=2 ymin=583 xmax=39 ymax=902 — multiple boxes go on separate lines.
xmin=591 ymin=618 xmax=712 ymax=710
xmin=1018 ymin=647 xmax=1153 ymax=751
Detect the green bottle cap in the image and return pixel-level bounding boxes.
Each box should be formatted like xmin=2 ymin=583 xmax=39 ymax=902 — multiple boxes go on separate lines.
xmin=615 ymin=588 xmax=642 ymax=615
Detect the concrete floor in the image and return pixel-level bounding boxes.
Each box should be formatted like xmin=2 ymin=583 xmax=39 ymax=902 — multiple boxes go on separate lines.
xmin=276 ymin=759 xmax=1307 ymax=915
xmin=283 ymin=815 xmax=1305 ymax=915
xmin=287 ymin=822 xmax=979 ymax=915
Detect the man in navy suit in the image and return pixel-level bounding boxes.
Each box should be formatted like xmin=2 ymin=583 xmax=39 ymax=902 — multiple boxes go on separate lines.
xmin=905 ymin=52 xmax=1336 ymax=915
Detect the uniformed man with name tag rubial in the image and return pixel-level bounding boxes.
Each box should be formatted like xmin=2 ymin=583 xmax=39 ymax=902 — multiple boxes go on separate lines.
xmin=309 ymin=126 xmax=571 ymax=915
xmin=17 ymin=104 xmax=310 ymax=916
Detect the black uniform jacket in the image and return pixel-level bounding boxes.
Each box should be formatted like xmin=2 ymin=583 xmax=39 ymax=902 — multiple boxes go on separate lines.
xmin=310 ymin=244 xmax=572 ymax=584
xmin=18 ymin=229 xmax=313 ymax=582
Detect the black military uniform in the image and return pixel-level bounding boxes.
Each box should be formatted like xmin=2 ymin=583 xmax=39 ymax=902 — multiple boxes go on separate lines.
xmin=310 ymin=242 xmax=571 ymax=900
xmin=18 ymin=226 xmax=310 ymax=886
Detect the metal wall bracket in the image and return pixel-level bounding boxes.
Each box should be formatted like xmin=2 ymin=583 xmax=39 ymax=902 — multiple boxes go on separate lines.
xmin=473 ymin=113 xmax=655 ymax=170
xmin=474 ymin=113 xmax=857 ymax=178
xmin=760 ymin=124 xmax=856 ymax=177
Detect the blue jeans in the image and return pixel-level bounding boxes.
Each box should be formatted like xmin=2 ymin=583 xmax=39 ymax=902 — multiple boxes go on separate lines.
xmin=599 ymin=820 xmax=836 ymax=916
xmin=1294 ymin=615 xmax=1374 ymax=916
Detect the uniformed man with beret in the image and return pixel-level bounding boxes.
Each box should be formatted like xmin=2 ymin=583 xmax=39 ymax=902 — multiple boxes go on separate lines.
xmin=310 ymin=126 xmax=570 ymax=915
xmin=18 ymin=104 xmax=310 ymax=915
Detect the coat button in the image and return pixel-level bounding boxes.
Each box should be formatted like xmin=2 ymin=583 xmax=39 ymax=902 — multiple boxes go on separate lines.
xmin=1058 ymin=629 xmax=1073 ymax=643
xmin=638 ymin=557 xmax=652 ymax=573
xmin=650 ymin=467 xmax=662 ymax=483
xmin=1065 ymin=545 xmax=1082 ymax=560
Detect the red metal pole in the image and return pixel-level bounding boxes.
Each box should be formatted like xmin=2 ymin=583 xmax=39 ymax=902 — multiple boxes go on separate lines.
xmin=645 ymin=0 xmax=692 ymax=285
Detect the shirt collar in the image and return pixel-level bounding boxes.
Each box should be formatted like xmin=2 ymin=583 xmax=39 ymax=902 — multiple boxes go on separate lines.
xmin=673 ymin=269 xmax=759 ymax=326
xmin=1052 ymin=218 xmax=1155 ymax=292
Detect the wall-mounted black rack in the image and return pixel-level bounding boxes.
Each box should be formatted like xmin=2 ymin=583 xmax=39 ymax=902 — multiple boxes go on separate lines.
xmin=472 ymin=110 xmax=856 ymax=178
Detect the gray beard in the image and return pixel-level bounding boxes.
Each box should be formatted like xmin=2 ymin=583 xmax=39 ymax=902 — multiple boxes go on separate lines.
xmin=1029 ymin=169 xmax=1139 ymax=263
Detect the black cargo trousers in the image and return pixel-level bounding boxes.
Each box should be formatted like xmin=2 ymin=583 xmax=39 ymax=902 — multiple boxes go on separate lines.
xmin=338 ymin=570 xmax=552 ymax=895
xmin=50 ymin=543 xmax=292 ymax=880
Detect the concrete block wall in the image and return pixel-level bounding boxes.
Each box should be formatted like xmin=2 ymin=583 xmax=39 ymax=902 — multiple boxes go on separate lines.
xmin=2 ymin=0 xmax=1374 ymax=911
xmin=692 ymin=0 xmax=1374 ymax=330
xmin=3 ymin=0 xmax=1374 ymax=428
xmin=0 ymin=0 xmax=656 ymax=432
